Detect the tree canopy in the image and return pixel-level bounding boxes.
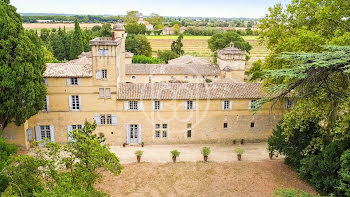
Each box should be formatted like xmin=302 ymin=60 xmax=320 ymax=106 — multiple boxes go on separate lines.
xmin=125 ymin=23 xmax=146 ymax=35
xmin=0 ymin=0 xmax=47 ymax=130
xmin=208 ymin=31 xmax=252 ymax=53
xmin=171 ymin=34 xmax=184 ymax=56
xmin=69 ymin=19 xmax=84 ymax=60
xmin=125 ymin=34 xmax=152 ymax=57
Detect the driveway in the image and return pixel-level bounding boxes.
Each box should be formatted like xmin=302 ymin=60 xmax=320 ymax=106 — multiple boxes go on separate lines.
xmin=109 ymin=142 xmax=280 ymax=164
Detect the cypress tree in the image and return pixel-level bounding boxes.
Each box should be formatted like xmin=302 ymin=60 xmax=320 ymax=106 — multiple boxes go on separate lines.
xmin=0 ymin=0 xmax=47 ymax=130
xmin=69 ymin=19 xmax=84 ymax=60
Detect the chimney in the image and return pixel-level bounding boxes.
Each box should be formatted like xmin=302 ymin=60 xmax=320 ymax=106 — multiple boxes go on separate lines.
xmin=112 ymin=32 xmax=116 ymax=41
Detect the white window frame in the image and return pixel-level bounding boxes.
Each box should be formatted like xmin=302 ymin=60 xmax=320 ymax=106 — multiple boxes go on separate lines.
xmin=129 ymin=101 xmax=138 ymax=110
xmin=153 ymin=100 xmax=162 ymax=111
xmin=35 ymin=125 xmax=55 ymax=142
xmin=249 ymin=100 xmax=257 ymax=109
xmin=99 ymin=88 xmax=105 ymax=98
xmin=71 ymin=77 xmax=78 ymax=85
xmin=185 ymin=100 xmax=195 ymax=110
xmin=100 ymin=114 xmax=106 ymax=125
xmin=106 ymin=114 xmax=112 ymax=125
xmin=222 ymin=100 xmax=232 ymax=110
xmin=70 ymin=95 xmax=81 ymax=111
xmin=102 ymin=69 xmax=107 ymax=79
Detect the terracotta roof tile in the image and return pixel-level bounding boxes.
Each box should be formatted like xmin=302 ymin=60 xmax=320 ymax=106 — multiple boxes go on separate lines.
xmin=44 ymin=56 xmax=92 ymax=78
xmin=116 ymin=83 xmax=264 ymax=100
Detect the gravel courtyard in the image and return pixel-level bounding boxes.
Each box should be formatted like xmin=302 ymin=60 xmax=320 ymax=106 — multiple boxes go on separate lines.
xmin=110 ymin=142 xmax=276 ymax=164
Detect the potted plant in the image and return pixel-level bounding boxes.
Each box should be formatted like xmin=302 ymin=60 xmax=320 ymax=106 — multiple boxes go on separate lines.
xmin=235 ymin=147 xmax=245 ymax=161
xmin=135 ymin=150 xmax=143 ymax=163
xmin=141 ymin=142 xmax=144 ymax=147
xmin=201 ymin=147 xmax=211 ymax=162
xmin=170 ymin=150 xmax=180 ymax=163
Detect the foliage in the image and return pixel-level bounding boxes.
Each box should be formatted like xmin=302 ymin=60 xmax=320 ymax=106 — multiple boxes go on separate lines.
xmin=268 ymin=114 xmax=323 ymax=168
xmin=1 ymin=121 xmax=123 ymax=196
xmin=134 ymin=150 xmax=143 ymax=157
xmin=124 ymin=11 xmax=139 ymax=23
xmin=205 ymin=78 xmax=212 ymax=83
xmin=69 ymin=19 xmax=84 ymax=60
xmin=125 ymin=23 xmax=146 ymax=35
xmin=201 ymin=147 xmax=211 ymax=156
xmin=125 ymin=34 xmax=152 ymax=57
xmin=0 ymin=0 xmax=47 ymax=130
xmin=173 ymin=24 xmax=180 ymax=35
xmin=234 ymin=148 xmax=245 ymax=155
xmin=208 ymin=31 xmax=252 ymax=53
xmin=339 ymin=150 xmax=350 ymax=196
xmin=132 ymin=55 xmax=162 ymax=64
xmin=22 ymin=15 xmax=122 ymax=23
xmin=170 ymin=150 xmax=180 ymax=157
xmin=157 ymin=50 xmax=178 ymax=63
xmin=145 ymin=13 xmax=164 ymax=28
xmin=298 ymin=138 xmax=350 ymax=196
xmin=273 ymin=188 xmax=318 ymax=197
xmin=0 ymin=137 xmax=17 ymax=194
xmin=99 ymin=23 xmax=112 ymax=37
xmin=171 ymin=34 xmax=184 ymax=56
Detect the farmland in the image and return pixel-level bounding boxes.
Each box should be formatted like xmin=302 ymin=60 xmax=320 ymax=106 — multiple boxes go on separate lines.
xmin=22 ymin=23 xmax=102 ymax=30
xmin=147 ymin=35 xmax=269 ymax=67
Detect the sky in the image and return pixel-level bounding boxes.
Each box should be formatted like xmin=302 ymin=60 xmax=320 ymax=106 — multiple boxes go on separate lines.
xmin=11 ymin=0 xmax=291 ymax=18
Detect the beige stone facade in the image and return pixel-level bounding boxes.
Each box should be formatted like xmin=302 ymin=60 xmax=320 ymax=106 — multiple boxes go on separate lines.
xmin=3 ymin=24 xmax=287 ymax=149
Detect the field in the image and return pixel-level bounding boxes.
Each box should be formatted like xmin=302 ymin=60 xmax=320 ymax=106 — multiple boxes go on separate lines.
xmin=23 ymin=23 xmax=102 ymax=30
xmin=147 ymin=35 xmax=269 ymax=67
xmin=96 ymin=160 xmax=316 ymax=197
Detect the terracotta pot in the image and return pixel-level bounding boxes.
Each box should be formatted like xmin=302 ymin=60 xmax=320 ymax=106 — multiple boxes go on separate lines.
xmin=172 ymin=156 xmax=177 ymax=163
xmin=137 ymin=156 xmax=141 ymax=163
xmin=204 ymin=155 xmax=208 ymax=162
xmin=237 ymin=154 xmax=242 ymax=161
xmin=269 ymin=152 xmax=273 ymax=160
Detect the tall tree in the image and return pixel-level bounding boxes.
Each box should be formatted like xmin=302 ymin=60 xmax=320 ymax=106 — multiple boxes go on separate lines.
xmin=124 ymin=10 xmax=139 ymax=24
xmin=99 ymin=23 xmax=112 ymax=37
xmin=125 ymin=34 xmax=152 ymax=57
xmin=208 ymin=31 xmax=252 ymax=53
xmin=69 ymin=19 xmax=84 ymax=60
xmin=171 ymin=34 xmax=184 ymax=56
xmin=0 ymin=0 xmax=47 ymax=130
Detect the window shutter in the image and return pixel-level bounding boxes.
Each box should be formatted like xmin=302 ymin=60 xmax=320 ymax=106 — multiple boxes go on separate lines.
xmin=124 ymin=101 xmax=129 ymax=110
xmin=67 ymin=125 xmax=73 ymax=142
xmin=78 ymin=95 xmax=82 ymax=110
xmin=50 ymin=125 xmax=55 ymax=142
xmin=44 ymin=78 xmax=48 ymax=86
xmin=139 ymin=101 xmax=143 ymax=110
xmin=96 ymin=70 xmax=102 ymax=79
xmin=99 ymin=88 xmax=104 ymax=98
xmin=248 ymin=100 xmax=252 ymax=109
xmin=106 ymin=88 xmax=111 ymax=98
xmin=126 ymin=125 xmax=131 ymax=144
xmin=94 ymin=115 xmax=101 ymax=125
xmin=35 ymin=126 xmax=41 ymax=141
xmin=66 ymin=78 xmax=71 ymax=85
xmin=46 ymin=96 xmax=50 ymax=112
xmin=112 ymin=115 xmax=117 ymax=125
xmin=193 ymin=101 xmax=196 ymax=110
xmin=69 ymin=95 xmax=72 ymax=111
xmin=138 ymin=124 xmax=142 ymax=144
xmin=152 ymin=101 xmax=155 ymax=110
xmin=229 ymin=101 xmax=232 ymax=110
xmin=184 ymin=101 xmax=188 ymax=110
xmin=77 ymin=78 xmax=81 ymax=85
xmin=160 ymin=101 xmax=163 ymax=110
xmin=221 ymin=101 xmax=225 ymax=110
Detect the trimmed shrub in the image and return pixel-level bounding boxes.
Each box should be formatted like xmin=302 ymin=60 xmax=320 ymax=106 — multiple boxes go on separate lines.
xmin=132 ymin=55 xmax=162 ymax=64
xmin=157 ymin=50 xmax=178 ymax=63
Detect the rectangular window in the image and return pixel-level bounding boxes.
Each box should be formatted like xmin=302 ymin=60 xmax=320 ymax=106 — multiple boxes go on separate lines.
xmin=99 ymin=88 xmax=104 ymax=98
xmin=187 ymin=130 xmax=191 ymax=138
xmin=286 ymin=100 xmax=293 ymax=109
xmin=106 ymin=114 xmax=112 ymax=125
xmin=100 ymin=115 xmax=106 ymax=125
xmin=155 ymin=124 xmax=160 ymax=129
xmin=71 ymin=78 xmax=78 ymax=85
xmin=72 ymin=125 xmax=82 ymax=130
xmin=40 ymin=125 xmax=51 ymax=141
xmin=186 ymin=101 xmax=193 ymax=110
xmin=251 ymin=122 xmax=255 ymax=128
xmin=224 ymin=123 xmax=228 ymax=128
xmin=155 ymin=131 xmax=160 ymax=138
xmin=98 ymin=49 xmax=104 ymax=56
xmin=43 ymin=97 xmax=48 ymax=111
xmin=223 ymin=100 xmax=230 ymax=110
xmin=162 ymin=130 xmax=167 ymax=138
xmin=104 ymin=49 xmax=109 ymax=56
xmin=129 ymin=101 xmax=138 ymax=110
xmin=105 ymin=88 xmax=111 ymax=98
xmin=249 ymin=100 xmax=257 ymax=109
xmin=162 ymin=124 xmax=167 ymax=129
xmin=71 ymin=95 xmax=80 ymax=110
xmin=102 ymin=70 xmax=107 ymax=79
xmin=154 ymin=101 xmax=160 ymax=110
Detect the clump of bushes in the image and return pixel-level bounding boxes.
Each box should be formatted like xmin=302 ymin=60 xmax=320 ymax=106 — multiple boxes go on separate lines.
xmin=132 ymin=55 xmax=162 ymax=64
xmin=201 ymin=147 xmax=211 ymax=162
xmin=157 ymin=50 xmax=178 ymax=63
xmin=170 ymin=150 xmax=180 ymax=163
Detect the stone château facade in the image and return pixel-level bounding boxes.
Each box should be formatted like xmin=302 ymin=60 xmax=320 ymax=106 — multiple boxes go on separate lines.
xmin=3 ymin=24 xmax=288 ymax=149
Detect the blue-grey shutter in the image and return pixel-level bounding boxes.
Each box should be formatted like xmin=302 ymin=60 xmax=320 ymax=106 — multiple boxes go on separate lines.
xmin=66 ymin=78 xmax=71 ymax=85
xmin=94 ymin=115 xmax=101 ymax=125
xmin=69 ymin=95 xmax=72 ymax=111
xmin=112 ymin=115 xmax=117 ymax=125
xmin=50 ymin=125 xmax=55 ymax=142
xmin=78 ymin=95 xmax=82 ymax=110
xmin=67 ymin=125 xmax=73 ymax=142
xmin=193 ymin=101 xmax=196 ymax=110
xmin=126 ymin=124 xmax=131 ymax=144
xmin=184 ymin=101 xmax=187 ymax=110
xmin=248 ymin=100 xmax=252 ymax=109
xmin=77 ymin=78 xmax=81 ymax=85
xmin=160 ymin=101 xmax=163 ymax=111
xmin=46 ymin=96 xmax=50 ymax=112
xmin=139 ymin=101 xmax=143 ymax=110
xmin=152 ymin=101 xmax=155 ymax=110
xmin=35 ymin=126 xmax=41 ymax=141
xmin=221 ymin=101 xmax=225 ymax=110
xmin=138 ymin=124 xmax=142 ymax=144
xmin=124 ymin=101 xmax=129 ymax=111
xmin=229 ymin=101 xmax=232 ymax=110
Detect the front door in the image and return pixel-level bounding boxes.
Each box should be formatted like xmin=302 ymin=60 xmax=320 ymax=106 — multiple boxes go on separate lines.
xmin=129 ymin=124 xmax=139 ymax=144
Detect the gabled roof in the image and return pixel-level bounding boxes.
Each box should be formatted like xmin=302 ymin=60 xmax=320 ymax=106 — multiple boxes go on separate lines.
xmin=168 ymin=55 xmax=211 ymax=65
xmin=116 ymin=83 xmax=265 ymax=100
xmin=44 ymin=53 xmax=92 ymax=78
xmin=125 ymin=63 xmax=221 ymax=76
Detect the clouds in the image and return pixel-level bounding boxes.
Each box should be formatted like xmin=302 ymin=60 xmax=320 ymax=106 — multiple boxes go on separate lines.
xmin=11 ymin=0 xmax=291 ymax=18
